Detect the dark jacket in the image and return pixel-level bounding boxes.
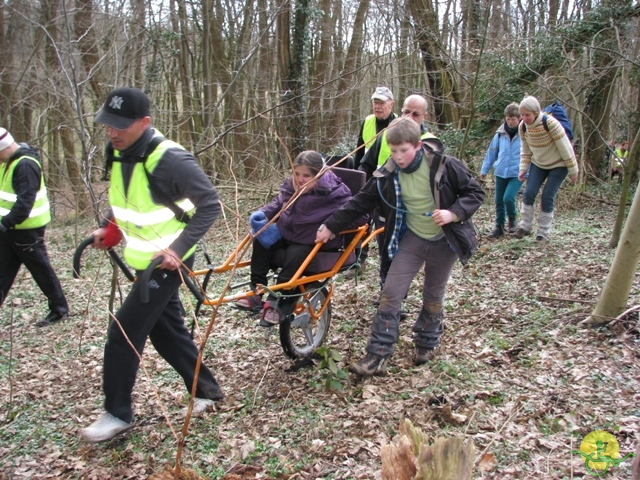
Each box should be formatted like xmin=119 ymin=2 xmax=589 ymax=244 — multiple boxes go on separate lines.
xmin=325 ymin=143 xmax=484 ymax=264
xmin=261 ymin=170 xmax=357 ymax=250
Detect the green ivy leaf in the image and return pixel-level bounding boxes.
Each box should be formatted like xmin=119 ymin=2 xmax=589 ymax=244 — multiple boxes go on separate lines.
xmin=328 ymin=358 xmax=338 ymax=374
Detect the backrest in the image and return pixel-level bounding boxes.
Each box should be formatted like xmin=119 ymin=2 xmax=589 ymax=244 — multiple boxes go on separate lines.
xmin=331 ymin=167 xmax=366 ymax=196
xmin=325 ymin=154 xmax=355 ymax=169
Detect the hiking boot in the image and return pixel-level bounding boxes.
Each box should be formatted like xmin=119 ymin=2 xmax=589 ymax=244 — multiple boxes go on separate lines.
xmin=348 ymin=353 xmax=388 ymax=377
xmin=535 ymin=235 xmax=547 ymax=243
xmin=36 ymin=311 xmax=68 ymax=327
xmin=512 ymin=228 xmax=530 ymax=239
xmin=414 ymin=346 xmax=439 ymax=366
xmin=507 ymin=217 xmax=517 ymax=234
xmin=80 ymin=413 xmax=132 ymax=443
xmin=488 ymin=225 xmax=504 ymax=238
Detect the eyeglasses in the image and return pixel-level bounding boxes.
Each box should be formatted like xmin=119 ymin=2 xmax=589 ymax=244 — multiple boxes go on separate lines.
xmin=401 ymin=109 xmax=425 ymax=118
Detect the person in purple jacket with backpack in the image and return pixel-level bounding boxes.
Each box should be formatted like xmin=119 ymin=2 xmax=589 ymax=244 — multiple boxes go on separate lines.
xmin=480 ymin=102 xmax=523 ymax=238
xmin=236 ymin=150 xmax=362 ymax=325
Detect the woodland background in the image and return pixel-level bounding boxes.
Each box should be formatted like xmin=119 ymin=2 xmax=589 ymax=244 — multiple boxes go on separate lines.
xmin=1 ymin=0 xmax=639 ymax=220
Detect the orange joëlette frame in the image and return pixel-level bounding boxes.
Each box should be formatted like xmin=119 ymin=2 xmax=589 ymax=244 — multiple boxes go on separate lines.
xmin=188 ymin=224 xmax=383 ymax=313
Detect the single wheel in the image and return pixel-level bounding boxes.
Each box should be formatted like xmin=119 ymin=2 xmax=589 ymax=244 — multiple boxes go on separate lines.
xmin=279 ymin=287 xmax=331 ymax=359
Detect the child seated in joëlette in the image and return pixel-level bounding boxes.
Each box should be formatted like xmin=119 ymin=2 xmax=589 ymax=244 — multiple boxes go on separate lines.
xmin=236 ymin=150 xmax=365 ymax=325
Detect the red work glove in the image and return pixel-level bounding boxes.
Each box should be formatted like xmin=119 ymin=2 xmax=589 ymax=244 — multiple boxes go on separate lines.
xmin=102 ymin=220 xmax=123 ymax=248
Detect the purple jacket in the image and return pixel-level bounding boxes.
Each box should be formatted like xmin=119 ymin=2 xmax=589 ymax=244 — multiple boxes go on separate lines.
xmin=261 ymin=170 xmax=356 ymax=250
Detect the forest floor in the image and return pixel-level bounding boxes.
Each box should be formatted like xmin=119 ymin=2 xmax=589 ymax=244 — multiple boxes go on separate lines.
xmin=1 ymin=180 xmax=639 ymax=480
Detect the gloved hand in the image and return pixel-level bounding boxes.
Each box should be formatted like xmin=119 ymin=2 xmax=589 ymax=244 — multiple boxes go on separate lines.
xmin=249 ymin=211 xmax=267 ymax=231
xmin=102 ymin=220 xmax=123 ymax=248
xmin=250 ymin=211 xmax=282 ymax=248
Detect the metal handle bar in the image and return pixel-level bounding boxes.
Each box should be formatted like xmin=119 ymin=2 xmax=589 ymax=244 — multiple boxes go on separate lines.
xmin=73 ymin=236 xmax=135 ymax=282
xmin=139 ymin=256 xmax=205 ymax=304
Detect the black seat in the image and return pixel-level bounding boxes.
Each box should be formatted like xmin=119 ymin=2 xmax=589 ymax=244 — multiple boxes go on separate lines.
xmin=325 ymin=154 xmax=355 ymax=170
xmin=330 ymin=167 xmax=365 ymax=196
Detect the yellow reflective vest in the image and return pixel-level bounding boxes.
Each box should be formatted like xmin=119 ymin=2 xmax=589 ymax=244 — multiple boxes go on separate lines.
xmin=0 ymin=155 xmax=51 ymax=229
xmin=362 ymin=115 xmax=392 ymax=167
xmin=109 ymin=137 xmax=196 ymax=270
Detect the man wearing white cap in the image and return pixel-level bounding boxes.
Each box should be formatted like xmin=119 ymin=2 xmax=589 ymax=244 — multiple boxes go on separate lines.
xmin=346 ymin=87 xmax=396 ymax=279
xmin=0 ymin=128 xmax=69 ymax=326
xmin=354 ymin=86 xmax=396 ymax=169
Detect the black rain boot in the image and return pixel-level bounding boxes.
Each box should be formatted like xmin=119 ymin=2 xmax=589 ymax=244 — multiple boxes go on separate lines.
xmin=488 ymin=225 xmax=505 ymax=238
xmin=507 ymin=217 xmax=517 ymax=234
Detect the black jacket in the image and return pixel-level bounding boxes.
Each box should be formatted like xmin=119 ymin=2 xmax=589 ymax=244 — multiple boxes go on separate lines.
xmin=325 ymin=143 xmax=484 ymax=264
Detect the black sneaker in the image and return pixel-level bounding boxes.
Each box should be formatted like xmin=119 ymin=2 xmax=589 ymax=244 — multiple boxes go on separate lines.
xmin=488 ymin=226 xmax=504 ymax=238
xmin=414 ymin=346 xmax=439 ymax=366
xmin=36 ymin=311 xmax=68 ymax=327
xmin=348 ymin=353 xmax=388 ymax=377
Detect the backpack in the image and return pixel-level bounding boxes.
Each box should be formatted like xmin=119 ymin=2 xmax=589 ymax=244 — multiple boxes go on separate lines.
xmin=522 ymin=101 xmax=574 ymax=141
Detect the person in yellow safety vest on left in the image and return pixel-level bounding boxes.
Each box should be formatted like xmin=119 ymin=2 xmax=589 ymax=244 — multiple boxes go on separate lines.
xmin=0 ymin=128 xmax=69 ymax=327
xmin=80 ymin=87 xmax=224 ymax=443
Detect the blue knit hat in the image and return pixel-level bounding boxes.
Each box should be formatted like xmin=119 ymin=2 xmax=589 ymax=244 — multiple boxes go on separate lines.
xmin=250 ymin=211 xmax=282 ymax=248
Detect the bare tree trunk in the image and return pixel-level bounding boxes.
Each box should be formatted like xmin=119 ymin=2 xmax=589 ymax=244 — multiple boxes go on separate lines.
xmin=307 ymin=0 xmax=333 ymax=147
xmin=407 ymin=0 xmax=460 ymax=127
xmin=582 ymin=54 xmax=618 ymax=177
xmin=0 ymin=1 xmax=9 ymax=122
xmin=243 ymin=0 xmax=271 ymax=177
xmin=277 ymin=0 xmax=312 ymax=158
xmin=200 ymin=0 xmax=223 ymax=175
xmin=130 ymin=0 xmax=145 ymax=86
xmin=0 ymin=0 xmax=30 ymax=136
xmin=74 ymin=0 xmax=109 ymax=102
xmin=326 ymin=0 xmax=369 ymax=147
xmin=225 ymin=0 xmax=253 ymax=176
xmin=588 ymin=127 xmax=640 ymax=325
xmin=42 ymin=0 xmax=89 ymax=212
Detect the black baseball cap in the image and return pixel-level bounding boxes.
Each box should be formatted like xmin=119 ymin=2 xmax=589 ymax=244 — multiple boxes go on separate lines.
xmin=94 ymin=87 xmax=150 ymax=130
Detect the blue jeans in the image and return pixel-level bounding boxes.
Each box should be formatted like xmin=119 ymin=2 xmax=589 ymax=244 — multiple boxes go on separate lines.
xmin=494 ymin=176 xmax=523 ymax=225
xmin=522 ymin=164 xmax=568 ymax=213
